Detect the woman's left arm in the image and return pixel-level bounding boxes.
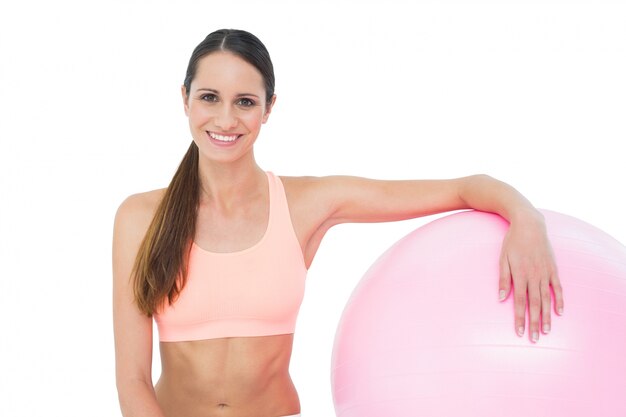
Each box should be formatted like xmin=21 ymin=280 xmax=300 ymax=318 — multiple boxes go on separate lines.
xmin=318 ymin=173 xmax=564 ymax=342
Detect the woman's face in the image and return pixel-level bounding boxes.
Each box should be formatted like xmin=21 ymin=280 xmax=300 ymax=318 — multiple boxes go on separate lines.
xmin=182 ymin=51 xmax=275 ymax=164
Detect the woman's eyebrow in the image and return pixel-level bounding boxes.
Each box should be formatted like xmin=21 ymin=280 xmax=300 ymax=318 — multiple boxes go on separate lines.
xmin=196 ymin=88 xmax=259 ymax=98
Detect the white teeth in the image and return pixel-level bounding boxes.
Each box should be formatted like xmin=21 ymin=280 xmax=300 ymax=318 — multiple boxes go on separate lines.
xmin=209 ymin=132 xmax=239 ymax=142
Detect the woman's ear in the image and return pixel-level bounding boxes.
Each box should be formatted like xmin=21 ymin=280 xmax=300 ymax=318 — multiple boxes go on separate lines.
xmin=181 ymin=85 xmax=190 ymax=116
xmin=262 ymin=94 xmax=277 ymax=124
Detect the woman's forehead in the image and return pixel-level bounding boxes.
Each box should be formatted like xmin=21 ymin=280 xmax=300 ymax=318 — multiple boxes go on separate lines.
xmin=191 ymin=52 xmax=265 ymax=93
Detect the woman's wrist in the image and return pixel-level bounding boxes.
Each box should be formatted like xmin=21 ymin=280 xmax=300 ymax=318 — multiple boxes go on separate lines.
xmin=508 ymin=205 xmax=545 ymax=228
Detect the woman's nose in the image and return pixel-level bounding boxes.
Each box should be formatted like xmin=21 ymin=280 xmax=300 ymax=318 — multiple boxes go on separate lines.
xmin=214 ymin=105 xmax=238 ymax=130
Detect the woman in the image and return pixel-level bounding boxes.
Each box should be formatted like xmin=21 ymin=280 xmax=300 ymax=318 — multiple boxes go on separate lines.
xmin=113 ymin=29 xmax=563 ymax=417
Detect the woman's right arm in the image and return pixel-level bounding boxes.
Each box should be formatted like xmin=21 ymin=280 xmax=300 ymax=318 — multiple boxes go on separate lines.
xmin=112 ymin=193 xmax=167 ymax=417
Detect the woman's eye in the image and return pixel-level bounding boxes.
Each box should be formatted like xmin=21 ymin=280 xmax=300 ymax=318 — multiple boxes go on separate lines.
xmin=201 ymin=94 xmax=218 ymax=102
xmin=237 ymin=98 xmax=255 ymax=107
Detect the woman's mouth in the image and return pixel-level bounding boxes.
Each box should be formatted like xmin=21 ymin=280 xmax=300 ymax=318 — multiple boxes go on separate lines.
xmin=207 ymin=131 xmax=242 ymax=146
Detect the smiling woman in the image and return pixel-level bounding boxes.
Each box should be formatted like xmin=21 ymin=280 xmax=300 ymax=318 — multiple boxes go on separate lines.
xmin=183 ymin=51 xmax=275 ymax=160
xmin=112 ymin=28 xmax=563 ymax=417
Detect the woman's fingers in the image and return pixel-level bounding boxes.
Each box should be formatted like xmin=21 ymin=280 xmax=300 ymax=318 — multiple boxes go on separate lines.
xmin=513 ymin=280 xmax=527 ymax=337
xmin=498 ymin=254 xmax=512 ymax=302
xmin=499 ymin=217 xmax=563 ymax=342
xmin=504 ymin=257 xmax=554 ymax=341
xmin=501 ymin=254 xmax=528 ymax=337
xmin=541 ymin=278 xmax=552 ymax=334
xmin=509 ymin=262 xmax=560 ymax=342
xmin=551 ymin=271 xmax=565 ymax=316
xmin=527 ymin=277 xmax=542 ymax=342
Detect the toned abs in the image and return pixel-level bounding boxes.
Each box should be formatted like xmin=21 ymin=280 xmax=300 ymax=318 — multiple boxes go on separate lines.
xmin=155 ymin=334 xmax=299 ymax=417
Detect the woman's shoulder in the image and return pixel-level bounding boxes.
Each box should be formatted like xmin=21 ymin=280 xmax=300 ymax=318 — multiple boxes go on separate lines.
xmin=278 ymin=174 xmax=358 ymax=199
xmin=278 ymin=174 xmax=336 ymax=192
xmin=278 ymin=174 xmax=319 ymax=189
xmin=277 ymin=175 xmax=344 ymax=218
xmin=117 ymin=188 xmax=166 ymax=214
xmin=278 ymin=175 xmax=338 ymax=203
xmin=114 ymin=188 xmax=167 ymax=234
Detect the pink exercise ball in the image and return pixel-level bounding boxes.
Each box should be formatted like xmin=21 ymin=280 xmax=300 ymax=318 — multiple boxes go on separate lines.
xmin=331 ymin=210 xmax=626 ymax=417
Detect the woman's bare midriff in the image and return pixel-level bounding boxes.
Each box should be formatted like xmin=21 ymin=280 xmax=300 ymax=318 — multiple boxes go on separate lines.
xmin=154 ymin=333 xmax=300 ymax=417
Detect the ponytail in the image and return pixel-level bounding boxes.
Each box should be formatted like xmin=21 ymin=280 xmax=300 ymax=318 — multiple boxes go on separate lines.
xmin=131 ymin=142 xmax=200 ymax=316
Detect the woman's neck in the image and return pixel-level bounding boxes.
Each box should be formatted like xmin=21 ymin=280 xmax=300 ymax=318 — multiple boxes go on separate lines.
xmin=196 ymin=154 xmax=266 ymax=212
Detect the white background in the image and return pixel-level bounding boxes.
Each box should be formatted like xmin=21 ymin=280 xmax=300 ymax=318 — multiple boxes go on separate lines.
xmin=1 ymin=0 xmax=624 ymax=416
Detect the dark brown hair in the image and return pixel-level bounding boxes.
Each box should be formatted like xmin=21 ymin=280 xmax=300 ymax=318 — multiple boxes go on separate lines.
xmin=132 ymin=29 xmax=276 ymax=316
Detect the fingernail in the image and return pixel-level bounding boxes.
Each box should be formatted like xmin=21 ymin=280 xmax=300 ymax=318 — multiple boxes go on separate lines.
xmin=558 ymin=307 xmax=563 ymax=315
xmin=532 ymin=332 xmax=539 ymax=342
xmin=543 ymin=324 xmax=550 ymax=334
xmin=517 ymin=326 xmax=524 ymax=336
xmin=499 ymin=290 xmax=506 ymax=301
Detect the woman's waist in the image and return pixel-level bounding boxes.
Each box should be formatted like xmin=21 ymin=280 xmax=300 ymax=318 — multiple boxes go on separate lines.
xmin=155 ymin=367 xmax=299 ymax=417
xmin=157 ymin=334 xmax=295 ymax=397
xmin=156 ymin=364 xmax=294 ymax=398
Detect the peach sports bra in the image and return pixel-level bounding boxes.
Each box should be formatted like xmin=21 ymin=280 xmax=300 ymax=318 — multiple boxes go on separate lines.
xmin=154 ymin=171 xmax=307 ymax=342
